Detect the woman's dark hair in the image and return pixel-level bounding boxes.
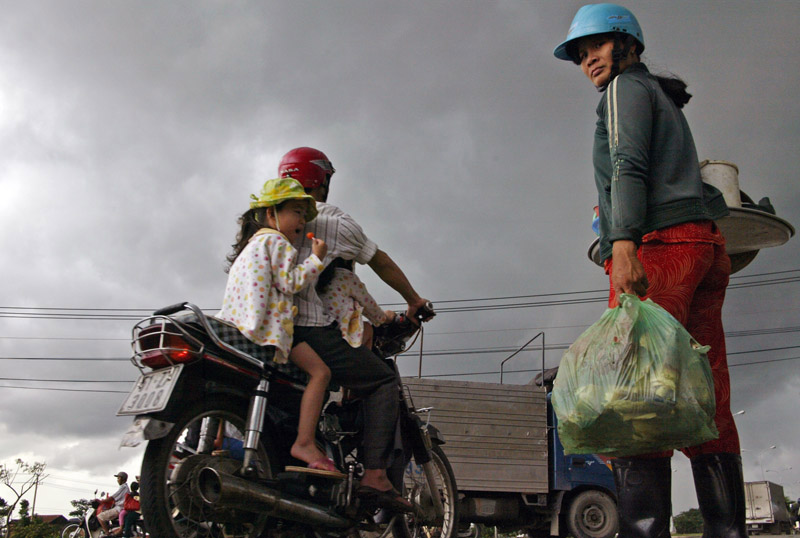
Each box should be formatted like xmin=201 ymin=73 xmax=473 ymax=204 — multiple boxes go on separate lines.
xmin=224 ymin=204 xmax=287 ymax=272
xmin=316 ymin=257 xmax=354 ymax=293
xmin=654 ymin=73 xmax=692 ymax=108
xmin=568 ymin=33 xmax=692 ymax=108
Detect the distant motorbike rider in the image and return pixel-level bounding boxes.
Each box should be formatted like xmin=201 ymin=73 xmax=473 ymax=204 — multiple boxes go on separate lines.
xmin=97 ymin=471 xmax=130 ymax=535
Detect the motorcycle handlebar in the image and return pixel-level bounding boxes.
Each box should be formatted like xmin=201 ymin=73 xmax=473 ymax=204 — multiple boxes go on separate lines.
xmin=412 ymin=301 xmax=436 ymax=323
xmin=370 ymin=302 xmax=434 ymax=358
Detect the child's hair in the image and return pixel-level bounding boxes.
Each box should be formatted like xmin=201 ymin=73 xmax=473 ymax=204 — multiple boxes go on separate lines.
xmin=316 ymin=257 xmax=355 ymax=293
xmin=225 ymin=202 xmax=289 ymax=273
xmin=130 ymin=482 xmax=139 ymax=493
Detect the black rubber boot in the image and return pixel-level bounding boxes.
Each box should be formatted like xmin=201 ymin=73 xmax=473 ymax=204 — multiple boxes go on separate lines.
xmin=612 ymin=457 xmax=673 ymax=538
xmin=691 ymin=453 xmax=748 ymax=538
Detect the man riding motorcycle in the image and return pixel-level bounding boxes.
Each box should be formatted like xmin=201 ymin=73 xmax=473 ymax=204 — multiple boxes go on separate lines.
xmin=280 ymin=146 xmax=433 ymax=511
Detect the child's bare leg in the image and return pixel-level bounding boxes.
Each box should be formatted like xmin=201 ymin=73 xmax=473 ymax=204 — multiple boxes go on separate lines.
xmin=361 ymin=322 xmax=374 ymax=349
xmin=288 ymin=343 xmax=331 ymax=465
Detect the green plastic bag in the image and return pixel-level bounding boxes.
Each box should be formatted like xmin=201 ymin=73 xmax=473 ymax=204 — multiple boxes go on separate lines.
xmin=552 ymin=294 xmax=718 ymax=456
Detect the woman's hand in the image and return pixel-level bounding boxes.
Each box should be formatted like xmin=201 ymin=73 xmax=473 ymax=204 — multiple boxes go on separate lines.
xmin=311 ymin=237 xmax=327 ymax=260
xmin=611 ymin=240 xmax=649 ymax=297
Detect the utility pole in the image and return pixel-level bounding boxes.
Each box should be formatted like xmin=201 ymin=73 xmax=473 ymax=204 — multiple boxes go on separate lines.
xmin=31 ymin=475 xmax=39 ymax=517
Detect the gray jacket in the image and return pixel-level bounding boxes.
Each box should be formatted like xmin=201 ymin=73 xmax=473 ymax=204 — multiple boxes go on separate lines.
xmin=592 ymin=63 xmax=728 ymax=261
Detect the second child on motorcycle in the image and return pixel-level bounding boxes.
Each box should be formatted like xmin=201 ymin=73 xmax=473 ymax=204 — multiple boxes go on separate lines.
xmin=216 ymin=177 xmax=335 ymax=470
xmin=317 ymin=257 xmax=396 ymax=349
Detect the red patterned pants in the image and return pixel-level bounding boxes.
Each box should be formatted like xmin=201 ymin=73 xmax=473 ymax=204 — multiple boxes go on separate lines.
xmin=605 ymin=221 xmax=741 ymax=458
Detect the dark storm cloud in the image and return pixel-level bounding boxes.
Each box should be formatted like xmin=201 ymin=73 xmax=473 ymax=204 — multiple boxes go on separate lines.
xmin=0 ymin=0 xmax=798 ymax=512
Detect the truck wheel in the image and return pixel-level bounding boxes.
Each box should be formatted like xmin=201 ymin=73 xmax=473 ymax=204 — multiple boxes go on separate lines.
xmin=566 ymin=490 xmax=618 ymax=538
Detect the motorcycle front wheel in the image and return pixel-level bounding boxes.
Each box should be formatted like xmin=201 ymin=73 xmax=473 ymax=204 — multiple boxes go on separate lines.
xmin=60 ymin=523 xmax=85 ymax=538
xmin=140 ymin=396 xmax=278 ymax=538
xmin=403 ymin=443 xmax=458 ymax=538
xmin=377 ymin=443 xmax=457 ymax=538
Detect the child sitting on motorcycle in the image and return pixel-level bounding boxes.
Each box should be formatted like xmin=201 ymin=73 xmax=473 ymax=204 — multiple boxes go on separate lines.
xmin=217 ymin=177 xmax=336 ymax=471
xmin=317 ymin=257 xmax=395 ymax=349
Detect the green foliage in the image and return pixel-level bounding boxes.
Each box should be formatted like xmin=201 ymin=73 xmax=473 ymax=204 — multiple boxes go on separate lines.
xmin=68 ymin=499 xmax=91 ymax=519
xmin=11 ymin=517 xmax=59 ymax=538
xmin=673 ymin=508 xmax=704 ymax=534
xmin=17 ymin=500 xmax=30 ymax=524
xmin=0 ymin=497 xmax=7 ymax=535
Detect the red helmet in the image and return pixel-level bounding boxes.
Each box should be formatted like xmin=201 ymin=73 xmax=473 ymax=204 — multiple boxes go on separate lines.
xmin=278 ymin=147 xmax=335 ymax=189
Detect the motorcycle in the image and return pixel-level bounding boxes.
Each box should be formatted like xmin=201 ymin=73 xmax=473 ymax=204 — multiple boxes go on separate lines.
xmin=118 ymin=301 xmax=458 ymax=538
xmin=61 ymin=497 xmax=145 ymax=538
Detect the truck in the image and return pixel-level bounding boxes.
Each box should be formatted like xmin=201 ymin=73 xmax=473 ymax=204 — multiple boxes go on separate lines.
xmin=745 ymin=480 xmax=793 ymax=535
xmin=403 ymin=369 xmax=618 ymax=538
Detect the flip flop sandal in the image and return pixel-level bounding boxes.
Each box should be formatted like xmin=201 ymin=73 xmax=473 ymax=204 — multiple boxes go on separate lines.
xmin=308 ymin=457 xmax=339 ymax=472
xmin=356 ymin=485 xmax=415 ymax=513
xmin=284 ymin=466 xmax=346 ymax=479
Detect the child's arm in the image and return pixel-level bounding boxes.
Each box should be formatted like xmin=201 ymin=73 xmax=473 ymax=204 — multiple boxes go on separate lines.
xmin=268 ymin=235 xmax=325 ymax=295
xmin=339 ymin=270 xmax=388 ymax=326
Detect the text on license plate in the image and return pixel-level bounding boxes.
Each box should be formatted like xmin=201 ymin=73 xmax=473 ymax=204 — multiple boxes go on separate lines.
xmin=117 ymin=364 xmax=183 ymax=416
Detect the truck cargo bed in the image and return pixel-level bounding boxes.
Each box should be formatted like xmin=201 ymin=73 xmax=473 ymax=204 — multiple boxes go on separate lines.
xmin=403 ymin=377 xmax=549 ymax=494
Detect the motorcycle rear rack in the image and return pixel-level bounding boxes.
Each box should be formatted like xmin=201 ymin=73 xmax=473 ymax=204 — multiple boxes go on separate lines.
xmin=130 ymin=303 xmax=273 ymax=376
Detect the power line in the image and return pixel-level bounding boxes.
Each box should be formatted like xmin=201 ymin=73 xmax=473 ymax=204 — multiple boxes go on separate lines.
xmin=0 ymin=269 xmax=796 ymax=391
xmin=1 ymin=267 xmax=798 ymax=318
xmin=728 ymin=345 xmax=800 ymax=355
xmin=0 ymin=336 xmax=128 ymax=341
xmin=727 ymin=275 xmax=800 ymax=290
xmin=392 ymin=338 xmax=800 ymax=359
xmin=0 ymin=386 xmax=127 ymax=393
xmin=0 ymin=357 xmax=129 ymax=361
xmin=0 ymin=378 xmax=133 ymax=383
xmin=1 ymin=343 xmax=797 ymax=391
xmin=3 ymin=323 xmax=798 ymax=363
xmin=414 ymin=355 xmax=800 ymax=380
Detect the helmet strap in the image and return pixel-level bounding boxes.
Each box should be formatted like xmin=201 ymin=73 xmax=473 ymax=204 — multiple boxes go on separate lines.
xmin=265 ymin=205 xmax=281 ymax=232
xmin=597 ymin=34 xmax=634 ymax=92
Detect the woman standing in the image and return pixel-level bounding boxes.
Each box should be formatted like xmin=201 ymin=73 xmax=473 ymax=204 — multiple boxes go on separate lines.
xmin=554 ymin=5 xmax=746 ymax=537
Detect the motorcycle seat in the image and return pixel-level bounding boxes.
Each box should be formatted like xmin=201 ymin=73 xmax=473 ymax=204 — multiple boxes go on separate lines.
xmin=203 ymin=316 xmax=310 ymax=384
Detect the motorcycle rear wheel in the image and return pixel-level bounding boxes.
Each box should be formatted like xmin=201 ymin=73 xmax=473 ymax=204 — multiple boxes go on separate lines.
xmin=140 ymin=396 xmax=277 ymax=538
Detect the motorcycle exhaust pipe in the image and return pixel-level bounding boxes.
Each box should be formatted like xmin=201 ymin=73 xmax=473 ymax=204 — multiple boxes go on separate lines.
xmin=197 ymin=467 xmax=351 ymax=529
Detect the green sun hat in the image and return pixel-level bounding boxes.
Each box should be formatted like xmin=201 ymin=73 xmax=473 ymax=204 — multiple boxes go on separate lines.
xmin=249 ymin=177 xmax=318 ymax=222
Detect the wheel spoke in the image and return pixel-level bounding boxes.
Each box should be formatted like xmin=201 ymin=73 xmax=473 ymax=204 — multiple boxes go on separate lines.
xmin=401 ymin=446 xmax=456 ymax=538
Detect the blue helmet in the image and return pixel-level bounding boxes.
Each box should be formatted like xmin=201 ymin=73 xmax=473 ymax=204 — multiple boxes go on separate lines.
xmin=554 ymin=3 xmax=644 ymax=62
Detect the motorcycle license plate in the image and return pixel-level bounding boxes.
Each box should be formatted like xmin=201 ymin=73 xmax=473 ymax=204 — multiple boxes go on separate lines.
xmin=117 ymin=364 xmax=183 ymax=416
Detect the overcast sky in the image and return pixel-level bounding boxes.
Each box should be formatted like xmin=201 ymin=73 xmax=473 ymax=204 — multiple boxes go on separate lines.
xmin=1 ymin=0 xmax=798 ymax=519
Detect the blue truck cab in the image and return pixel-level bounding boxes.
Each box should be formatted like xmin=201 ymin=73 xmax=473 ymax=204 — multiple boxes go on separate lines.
xmin=548 ymin=392 xmax=618 ymax=537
